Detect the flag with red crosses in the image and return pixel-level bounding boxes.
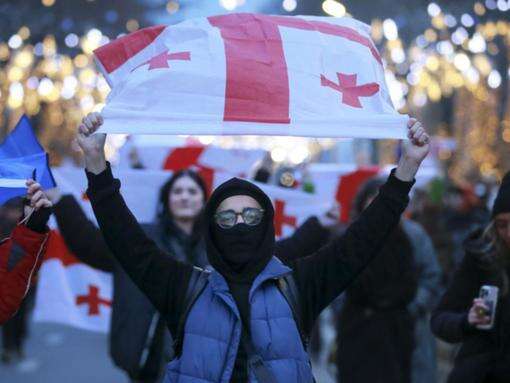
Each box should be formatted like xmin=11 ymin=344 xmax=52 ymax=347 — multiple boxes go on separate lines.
xmin=94 ymin=13 xmax=407 ymax=138
xmin=33 ymin=231 xmax=113 ymax=333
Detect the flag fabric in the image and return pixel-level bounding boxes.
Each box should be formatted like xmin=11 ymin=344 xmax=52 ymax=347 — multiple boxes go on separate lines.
xmin=33 ymin=230 xmax=113 ymax=333
xmin=94 ymin=13 xmax=408 ymax=139
xmin=34 ymin=166 xmax=330 ymax=332
xmin=0 ymin=115 xmax=45 ymax=158
xmin=0 ymin=115 xmax=56 ymax=205
xmin=0 ymin=161 xmax=35 ymax=204
xmin=118 ymin=141 xmax=266 ymax=193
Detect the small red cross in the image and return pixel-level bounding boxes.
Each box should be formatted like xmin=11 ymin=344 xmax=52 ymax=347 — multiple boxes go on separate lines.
xmin=320 ymin=72 xmax=379 ymax=108
xmin=274 ymin=199 xmax=297 ymax=237
xmin=132 ymin=49 xmax=191 ymax=72
xmin=76 ymin=285 xmax=112 ymax=316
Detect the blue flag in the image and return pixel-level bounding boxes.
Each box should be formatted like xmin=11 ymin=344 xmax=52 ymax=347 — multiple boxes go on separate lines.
xmin=0 ymin=160 xmax=35 ymax=205
xmin=0 ymin=115 xmax=56 ymax=205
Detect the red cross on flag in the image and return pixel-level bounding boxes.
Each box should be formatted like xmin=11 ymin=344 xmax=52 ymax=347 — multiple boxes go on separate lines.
xmin=33 ymin=166 xmax=331 ymax=332
xmin=33 ymin=231 xmax=113 ymax=333
xmin=94 ymin=13 xmax=407 ymax=139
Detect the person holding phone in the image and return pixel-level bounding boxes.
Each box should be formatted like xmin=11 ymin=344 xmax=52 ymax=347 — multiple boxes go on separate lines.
xmin=431 ymin=171 xmax=510 ymax=383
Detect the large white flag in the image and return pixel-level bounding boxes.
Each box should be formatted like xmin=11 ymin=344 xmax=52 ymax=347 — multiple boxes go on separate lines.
xmin=94 ymin=13 xmax=407 ymax=139
xmin=34 ymin=166 xmax=329 ymax=332
xmin=33 ymin=230 xmax=113 ymax=333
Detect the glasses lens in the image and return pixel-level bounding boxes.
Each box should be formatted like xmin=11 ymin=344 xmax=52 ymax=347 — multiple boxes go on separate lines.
xmin=215 ymin=211 xmax=236 ymax=228
xmin=243 ymin=208 xmax=263 ymax=226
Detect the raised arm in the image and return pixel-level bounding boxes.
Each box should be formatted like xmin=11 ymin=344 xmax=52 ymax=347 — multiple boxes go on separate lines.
xmin=275 ymin=216 xmax=331 ymax=262
xmin=48 ymin=190 xmax=114 ymax=272
xmin=76 ymin=113 xmax=193 ymax=319
xmin=290 ymin=118 xmax=430 ymax=331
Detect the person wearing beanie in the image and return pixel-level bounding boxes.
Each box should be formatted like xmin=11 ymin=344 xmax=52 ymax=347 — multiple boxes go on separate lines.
xmin=431 ymin=171 xmax=510 ymax=383
xmin=0 ymin=180 xmax=52 ymax=325
xmin=77 ymin=112 xmax=429 ymax=382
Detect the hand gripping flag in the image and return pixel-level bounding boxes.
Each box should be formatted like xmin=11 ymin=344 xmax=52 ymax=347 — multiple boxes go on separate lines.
xmin=0 ymin=115 xmax=56 ymax=205
xmin=94 ymin=13 xmax=407 ymax=139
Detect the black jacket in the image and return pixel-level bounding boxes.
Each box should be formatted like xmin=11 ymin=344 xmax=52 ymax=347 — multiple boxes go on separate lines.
xmin=337 ymin=225 xmax=418 ymax=383
xmin=85 ymin=165 xmax=412 ymax=380
xmin=431 ymin=229 xmax=510 ymax=383
xmin=52 ymin=192 xmax=329 ymax=378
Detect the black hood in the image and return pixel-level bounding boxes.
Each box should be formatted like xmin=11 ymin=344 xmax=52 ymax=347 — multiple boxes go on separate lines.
xmin=204 ymin=177 xmax=275 ymax=282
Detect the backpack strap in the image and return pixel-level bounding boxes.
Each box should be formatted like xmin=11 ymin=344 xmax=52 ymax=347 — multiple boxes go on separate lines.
xmin=277 ymin=273 xmax=309 ymax=350
xmin=173 ymin=266 xmax=210 ymax=358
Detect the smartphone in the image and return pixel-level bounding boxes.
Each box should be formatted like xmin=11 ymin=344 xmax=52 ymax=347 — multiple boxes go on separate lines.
xmin=476 ymin=285 xmax=499 ymax=330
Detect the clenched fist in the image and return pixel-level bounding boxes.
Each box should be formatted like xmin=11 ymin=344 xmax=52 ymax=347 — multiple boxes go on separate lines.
xmin=77 ymin=112 xmax=107 ymax=174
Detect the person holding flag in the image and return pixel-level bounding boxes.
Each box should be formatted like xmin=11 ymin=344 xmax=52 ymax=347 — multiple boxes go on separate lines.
xmin=0 ymin=180 xmax=52 ymax=325
xmin=77 ymin=111 xmax=429 ymax=382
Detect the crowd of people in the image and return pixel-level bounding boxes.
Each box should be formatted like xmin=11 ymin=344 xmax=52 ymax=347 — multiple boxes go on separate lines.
xmin=0 ymin=112 xmax=509 ymax=383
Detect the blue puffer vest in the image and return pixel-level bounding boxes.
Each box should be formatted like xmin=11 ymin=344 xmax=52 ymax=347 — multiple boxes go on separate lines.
xmin=164 ymin=256 xmax=314 ymax=382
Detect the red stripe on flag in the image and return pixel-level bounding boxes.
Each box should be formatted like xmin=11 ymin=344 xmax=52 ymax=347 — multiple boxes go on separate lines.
xmin=268 ymin=16 xmax=382 ymax=65
xmin=336 ymin=167 xmax=379 ymax=223
xmin=162 ymin=146 xmax=214 ymax=196
xmin=163 ymin=147 xmax=206 ymax=171
xmin=208 ymin=14 xmax=291 ymax=124
xmin=94 ymin=25 xmax=166 ymax=74
xmin=44 ymin=231 xmax=81 ymax=267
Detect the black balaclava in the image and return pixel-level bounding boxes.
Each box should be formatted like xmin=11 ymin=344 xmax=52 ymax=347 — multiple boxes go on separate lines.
xmin=493 ymin=171 xmax=510 ymax=217
xmin=204 ymin=178 xmax=275 ymax=282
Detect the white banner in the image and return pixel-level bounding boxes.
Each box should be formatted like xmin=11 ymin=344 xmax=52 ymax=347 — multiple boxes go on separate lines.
xmin=34 ymin=231 xmax=113 ymax=333
xmin=94 ymin=13 xmax=407 ymax=139
xmin=119 ymin=141 xmax=265 ymax=178
xmin=34 ymin=166 xmax=329 ymax=331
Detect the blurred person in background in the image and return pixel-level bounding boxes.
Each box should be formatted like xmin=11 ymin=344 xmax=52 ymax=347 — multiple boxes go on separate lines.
xmin=47 ymin=169 xmax=209 ymax=383
xmin=431 ymin=171 xmax=510 ymax=383
xmin=1 ymin=181 xmax=52 ymax=363
xmin=443 ymin=184 xmax=490 ymax=271
xmin=336 ymin=176 xmax=441 ymax=383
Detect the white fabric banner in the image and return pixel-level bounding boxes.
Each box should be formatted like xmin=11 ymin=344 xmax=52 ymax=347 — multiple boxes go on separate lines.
xmin=94 ymin=13 xmax=407 ymax=139
xmin=33 ymin=231 xmax=113 ymax=333
xmin=118 ymin=141 xmax=265 ymax=179
xmin=34 ymin=166 xmax=329 ymax=332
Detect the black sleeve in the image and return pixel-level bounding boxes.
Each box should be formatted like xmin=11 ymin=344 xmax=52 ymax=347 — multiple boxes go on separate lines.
xmin=25 ymin=206 xmax=51 ymax=233
xmin=288 ymin=170 xmax=413 ymax=332
xmin=53 ymin=195 xmax=114 ymax=272
xmin=275 ymin=217 xmax=330 ymax=262
xmin=85 ymin=164 xmax=193 ymax=320
xmin=430 ymin=254 xmax=481 ymax=343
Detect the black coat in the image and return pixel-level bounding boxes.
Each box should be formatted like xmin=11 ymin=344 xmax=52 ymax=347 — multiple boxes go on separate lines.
xmin=336 ymin=225 xmax=418 ymax=383
xmin=53 ymin=194 xmax=330 ymax=379
xmin=84 ymin=165 xmax=413 ymax=382
xmin=430 ymin=229 xmax=510 ymax=383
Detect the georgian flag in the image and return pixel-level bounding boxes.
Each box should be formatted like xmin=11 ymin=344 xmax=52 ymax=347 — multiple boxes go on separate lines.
xmin=118 ymin=142 xmax=266 ymax=194
xmin=94 ymin=13 xmax=407 ymax=139
xmin=34 ymin=166 xmax=329 ymax=332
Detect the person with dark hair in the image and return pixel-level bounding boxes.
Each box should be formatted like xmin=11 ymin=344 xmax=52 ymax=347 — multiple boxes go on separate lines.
xmin=0 ymin=181 xmax=52 ymax=362
xmin=76 ymin=112 xmax=429 ymax=382
xmin=431 ymin=171 xmax=510 ymax=383
xmin=47 ymin=168 xmax=209 ymax=383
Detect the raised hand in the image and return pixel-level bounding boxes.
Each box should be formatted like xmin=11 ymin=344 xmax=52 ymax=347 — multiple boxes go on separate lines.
xmin=25 ymin=179 xmax=52 ymax=216
xmin=395 ymin=118 xmax=431 ymax=181
xmin=76 ymin=112 xmax=107 ymax=174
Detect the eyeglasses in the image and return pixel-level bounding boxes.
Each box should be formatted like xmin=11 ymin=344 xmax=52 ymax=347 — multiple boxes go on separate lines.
xmin=214 ymin=208 xmax=265 ymax=229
